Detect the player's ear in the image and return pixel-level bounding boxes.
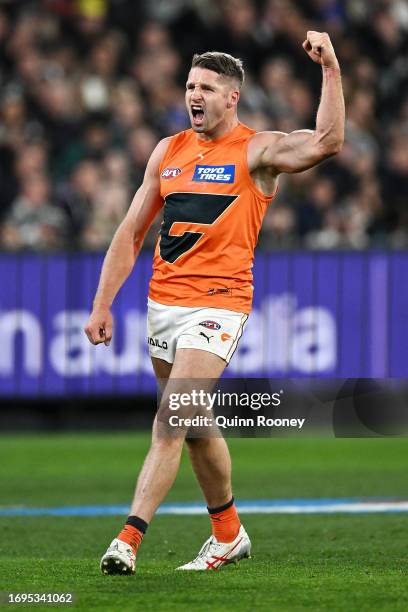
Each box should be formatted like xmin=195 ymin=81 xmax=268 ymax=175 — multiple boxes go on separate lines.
xmin=227 ymin=89 xmax=240 ymax=109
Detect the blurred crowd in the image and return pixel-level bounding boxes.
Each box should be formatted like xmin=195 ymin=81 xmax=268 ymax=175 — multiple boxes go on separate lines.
xmin=0 ymin=0 xmax=408 ymax=252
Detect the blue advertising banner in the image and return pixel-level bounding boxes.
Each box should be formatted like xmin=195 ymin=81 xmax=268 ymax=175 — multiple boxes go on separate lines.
xmin=0 ymin=252 xmax=406 ymax=397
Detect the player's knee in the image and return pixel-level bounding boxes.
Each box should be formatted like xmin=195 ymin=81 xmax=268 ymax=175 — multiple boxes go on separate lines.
xmin=151 ymin=434 xmax=183 ymax=451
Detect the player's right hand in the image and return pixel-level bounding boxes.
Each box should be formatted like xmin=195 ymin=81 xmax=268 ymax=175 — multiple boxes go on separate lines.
xmin=84 ymin=306 xmax=113 ymax=346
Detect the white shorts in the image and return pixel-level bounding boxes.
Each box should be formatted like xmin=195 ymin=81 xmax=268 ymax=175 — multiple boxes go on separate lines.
xmin=147 ymin=298 xmax=248 ymax=364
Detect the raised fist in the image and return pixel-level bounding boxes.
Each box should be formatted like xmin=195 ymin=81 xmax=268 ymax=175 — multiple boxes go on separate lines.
xmin=302 ymin=31 xmax=339 ymax=70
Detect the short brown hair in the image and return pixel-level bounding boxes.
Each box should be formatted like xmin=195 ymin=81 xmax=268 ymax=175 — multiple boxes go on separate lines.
xmin=191 ymin=52 xmax=244 ymax=88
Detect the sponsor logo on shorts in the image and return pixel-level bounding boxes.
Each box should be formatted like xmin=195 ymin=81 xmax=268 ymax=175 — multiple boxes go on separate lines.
xmin=192 ymin=165 xmax=235 ymax=183
xmin=161 ymin=167 xmax=182 ymax=179
xmin=148 ymin=337 xmax=168 ymax=349
xmin=221 ymin=333 xmax=232 ymax=342
xmin=199 ymin=320 xmax=221 ymax=330
xmin=199 ymin=332 xmax=213 ymax=343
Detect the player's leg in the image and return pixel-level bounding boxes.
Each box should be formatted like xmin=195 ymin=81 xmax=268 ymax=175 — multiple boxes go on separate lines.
xmin=166 ymin=349 xmax=250 ymax=570
xmin=119 ymin=358 xmax=174 ymax=523
xmin=100 ymin=359 xmax=173 ymax=574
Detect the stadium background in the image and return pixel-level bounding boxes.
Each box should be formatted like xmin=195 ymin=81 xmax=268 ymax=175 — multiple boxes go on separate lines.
xmin=0 ymin=1 xmax=408 ymax=610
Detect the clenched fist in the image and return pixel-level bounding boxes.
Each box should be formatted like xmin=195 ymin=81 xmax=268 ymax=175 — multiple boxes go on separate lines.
xmin=302 ymin=31 xmax=339 ymax=70
xmin=84 ymin=305 xmax=113 ymax=346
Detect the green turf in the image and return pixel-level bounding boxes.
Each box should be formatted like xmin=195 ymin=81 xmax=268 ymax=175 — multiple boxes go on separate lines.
xmin=0 ymin=435 xmax=407 ymax=611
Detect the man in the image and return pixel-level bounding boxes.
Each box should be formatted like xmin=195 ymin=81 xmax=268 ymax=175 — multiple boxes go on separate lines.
xmin=84 ymin=31 xmax=344 ymax=574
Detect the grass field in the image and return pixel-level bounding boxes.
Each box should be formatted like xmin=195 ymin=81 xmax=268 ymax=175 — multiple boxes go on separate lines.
xmin=0 ymin=435 xmax=407 ymax=611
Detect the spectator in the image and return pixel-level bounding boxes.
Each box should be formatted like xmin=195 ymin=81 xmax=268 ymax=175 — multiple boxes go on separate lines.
xmin=81 ymin=183 xmax=129 ymax=250
xmin=127 ymin=125 xmax=160 ymax=188
xmin=57 ymin=159 xmax=101 ymax=243
xmin=1 ymin=173 xmax=67 ymax=250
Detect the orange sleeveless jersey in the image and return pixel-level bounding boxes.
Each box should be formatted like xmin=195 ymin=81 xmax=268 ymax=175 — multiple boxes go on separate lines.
xmin=148 ymin=123 xmax=277 ymax=314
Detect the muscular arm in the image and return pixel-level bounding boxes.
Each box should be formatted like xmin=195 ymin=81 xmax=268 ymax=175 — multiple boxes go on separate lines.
xmin=249 ymin=32 xmax=345 ymax=176
xmin=84 ymin=137 xmax=170 ymax=345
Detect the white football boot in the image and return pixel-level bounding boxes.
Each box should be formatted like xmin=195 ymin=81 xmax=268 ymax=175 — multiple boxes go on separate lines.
xmin=176 ymin=525 xmax=251 ymax=571
xmin=100 ymin=538 xmax=136 ymax=575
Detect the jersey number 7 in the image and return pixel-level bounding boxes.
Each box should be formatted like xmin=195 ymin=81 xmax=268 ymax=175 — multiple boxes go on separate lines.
xmin=159 ymin=192 xmax=238 ymax=263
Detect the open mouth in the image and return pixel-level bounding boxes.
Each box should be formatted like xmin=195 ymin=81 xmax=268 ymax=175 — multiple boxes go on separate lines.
xmin=191 ymin=105 xmax=205 ymax=125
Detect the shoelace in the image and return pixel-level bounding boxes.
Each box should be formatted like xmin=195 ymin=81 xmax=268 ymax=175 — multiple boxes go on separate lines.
xmin=194 ymin=538 xmax=222 ymax=563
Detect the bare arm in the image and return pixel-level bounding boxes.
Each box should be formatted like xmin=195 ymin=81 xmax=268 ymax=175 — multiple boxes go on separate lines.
xmin=249 ymin=31 xmax=345 ymax=175
xmin=84 ymin=137 xmax=170 ymax=345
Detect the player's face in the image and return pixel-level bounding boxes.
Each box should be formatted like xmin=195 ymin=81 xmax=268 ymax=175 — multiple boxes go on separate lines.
xmin=186 ymin=67 xmax=239 ymax=135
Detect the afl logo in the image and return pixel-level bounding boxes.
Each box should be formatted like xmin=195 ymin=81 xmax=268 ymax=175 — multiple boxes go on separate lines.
xmin=199 ymin=320 xmax=221 ymax=330
xmin=161 ymin=167 xmax=182 ymax=179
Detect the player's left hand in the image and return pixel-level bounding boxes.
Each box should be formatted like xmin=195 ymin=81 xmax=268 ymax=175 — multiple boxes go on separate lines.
xmin=302 ymin=31 xmax=340 ymax=70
